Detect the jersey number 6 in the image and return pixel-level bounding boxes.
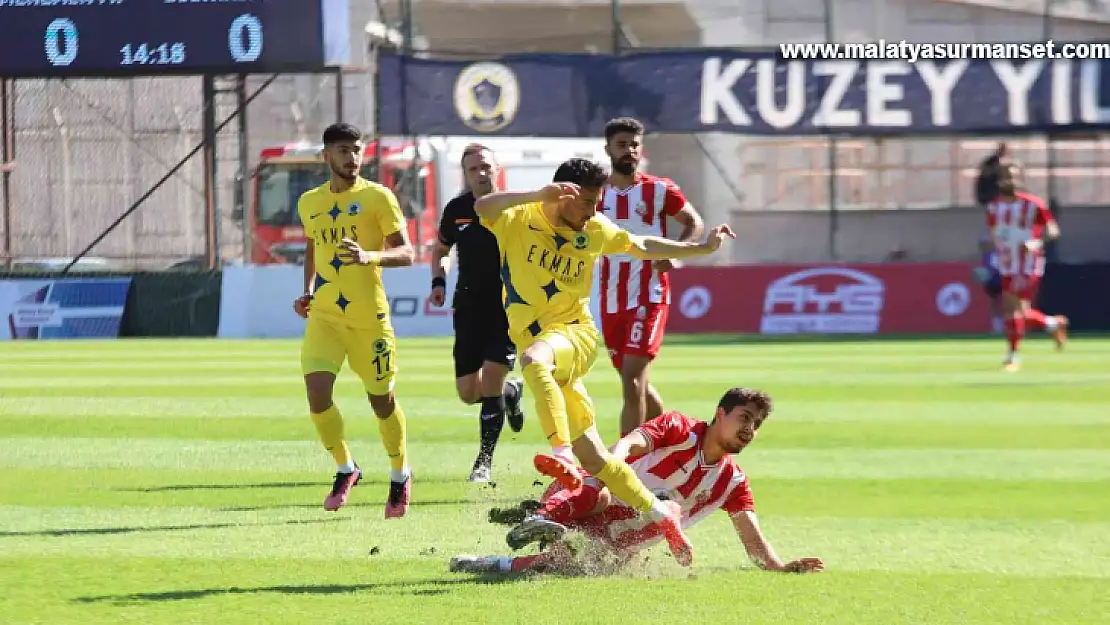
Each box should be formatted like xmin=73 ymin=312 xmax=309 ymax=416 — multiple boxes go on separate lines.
xmin=629 ymin=321 xmax=644 ymax=345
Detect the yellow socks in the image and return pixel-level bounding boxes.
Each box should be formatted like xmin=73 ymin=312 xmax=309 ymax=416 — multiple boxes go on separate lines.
xmin=377 ymin=403 xmax=408 ymax=473
xmin=595 ymin=456 xmax=658 ymax=514
xmin=522 ymin=361 xmax=571 ymax=449
xmin=313 ymin=401 xmax=408 ymax=479
xmin=311 ymin=404 xmax=352 ymax=467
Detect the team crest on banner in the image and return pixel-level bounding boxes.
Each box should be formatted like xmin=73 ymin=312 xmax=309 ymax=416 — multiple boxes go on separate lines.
xmin=573 ymin=232 xmax=590 ymax=250
xmin=453 ymin=62 xmax=520 ymax=132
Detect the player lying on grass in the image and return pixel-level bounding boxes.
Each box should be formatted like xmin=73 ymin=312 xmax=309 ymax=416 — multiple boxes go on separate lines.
xmin=449 ymin=387 xmax=824 ymax=576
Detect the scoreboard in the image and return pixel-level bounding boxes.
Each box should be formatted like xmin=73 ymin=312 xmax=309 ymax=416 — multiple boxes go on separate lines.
xmin=0 ymin=0 xmax=350 ymax=77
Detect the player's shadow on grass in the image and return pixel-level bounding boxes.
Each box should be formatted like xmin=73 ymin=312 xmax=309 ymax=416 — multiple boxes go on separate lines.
xmin=0 ymin=517 xmax=346 ymax=538
xmin=123 ymin=481 xmax=326 ymax=492
xmin=73 ymin=576 xmax=518 ymax=605
xmin=219 ymin=498 xmax=523 ymax=513
xmin=122 ymin=477 xmax=465 ymax=493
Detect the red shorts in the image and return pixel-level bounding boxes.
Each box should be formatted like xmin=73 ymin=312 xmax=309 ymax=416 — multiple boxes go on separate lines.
xmin=600 ymin=303 xmax=669 ymax=369
xmin=569 ymin=503 xmax=664 ymax=553
xmin=543 ymin=479 xmax=663 ymax=553
xmin=1001 ymin=274 xmax=1041 ymax=302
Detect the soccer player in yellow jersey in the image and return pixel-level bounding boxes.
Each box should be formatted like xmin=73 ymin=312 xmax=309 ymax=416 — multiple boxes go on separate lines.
xmin=292 ymin=123 xmax=414 ymax=518
xmin=475 ymin=158 xmax=736 ymax=566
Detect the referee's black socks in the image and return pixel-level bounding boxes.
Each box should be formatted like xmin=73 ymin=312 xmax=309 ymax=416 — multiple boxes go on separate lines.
xmin=477 ymin=395 xmax=507 ymax=463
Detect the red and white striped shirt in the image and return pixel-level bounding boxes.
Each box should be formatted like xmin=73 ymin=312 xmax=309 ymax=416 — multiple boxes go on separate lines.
xmin=986 ymin=191 xmax=1054 ymax=278
xmin=598 ymin=173 xmax=689 ymax=315
xmin=598 ymin=412 xmax=755 ymax=550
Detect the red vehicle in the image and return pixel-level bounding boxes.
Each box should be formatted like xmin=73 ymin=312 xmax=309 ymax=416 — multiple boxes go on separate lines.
xmin=237 ymin=137 xmax=610 ymax=265
xmin=240 ymin=140 xmax=437 ymax=265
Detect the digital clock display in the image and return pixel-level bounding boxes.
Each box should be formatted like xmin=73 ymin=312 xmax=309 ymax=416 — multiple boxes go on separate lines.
xmin=0 ymin=0 xmax=350 ymax=77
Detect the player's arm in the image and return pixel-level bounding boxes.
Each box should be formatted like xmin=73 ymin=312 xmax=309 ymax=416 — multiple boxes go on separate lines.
xmin=432 ymin=202 xmax=456 ymax=283
xmin=1025 ymin=198 xmax=1061 ymax=252
xmin=626 ymin=224 xmax=736 ymax=260
xmin=294 ymin=197 xmax=315 ymax=318
xmin=432 ymin=241 xmax=452 ymax=279
xmin=379 ymin=186 xmax=416 ymax=267
xmin=661 ymin=182 xmax=704 ymax=244
xmin=340 ymin=188 xmax=415 ymax=267
xmin=429 ymin=210 xmax=453 ymax=307
xmin=339 ymin=230 xmax=415 ymax=267
xmin=303 ymin=243 xmax=316 ymax=294
xmin=653 ymin=184 xmax=705 ymax=272
xmin=1041 ymin=204 xmax=1061 ymax=241
xmin=672 ymin=204 xmax=705 ymax=243
xmin=474 ymin=183 xmax=579 ymax=223
xmin=609 ymin=429 xmax=651 ymax=462
xmin=377 ymin=230 xmax=416 ymax=267
xmin=730 ymin=511 xmax=824 ymax=574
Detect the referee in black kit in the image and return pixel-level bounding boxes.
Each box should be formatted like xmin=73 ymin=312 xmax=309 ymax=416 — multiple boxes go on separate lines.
xmin=430 ymin=144 xmax=525 ymax=483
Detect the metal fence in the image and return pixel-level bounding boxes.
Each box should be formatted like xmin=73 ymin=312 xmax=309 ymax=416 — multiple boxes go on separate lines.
xmin=3 ymin=0 xmax=1110 ymax=271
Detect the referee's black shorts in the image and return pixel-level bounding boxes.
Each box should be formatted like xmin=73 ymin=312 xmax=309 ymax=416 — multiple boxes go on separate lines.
xmin=452 ymin=299 xmax=516 ymax=379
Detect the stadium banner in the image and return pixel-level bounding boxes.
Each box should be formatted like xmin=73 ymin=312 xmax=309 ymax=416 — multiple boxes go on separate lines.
xmin=667 ymin=263 xmax=992 ymax=335
xmin=219 ymin=263 xmax=605 ymax=339
xmin=377 ymin=50 xmax=1110 ymax=136
xmin=220 ymin=264 xmax=443 ymax=338
xmin=0 ymin=278 xmax=132 ymax=340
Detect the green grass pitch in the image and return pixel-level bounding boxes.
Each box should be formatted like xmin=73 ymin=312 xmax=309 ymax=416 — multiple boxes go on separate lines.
xmin=1 ymin=335 xmax=1108 ymax=624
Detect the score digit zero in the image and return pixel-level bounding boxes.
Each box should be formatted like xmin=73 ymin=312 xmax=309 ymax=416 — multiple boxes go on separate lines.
xmin=43 ymin=14 xmax=264 ymax=68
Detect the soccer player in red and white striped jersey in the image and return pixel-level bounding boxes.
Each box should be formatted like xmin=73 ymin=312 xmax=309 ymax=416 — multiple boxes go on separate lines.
xmin=985 ymin=160 xmax=1068 ymax=371
xmin=598 ymin=117 xmax=705 ymax=436
xmin=449 ymin=388 xmax=824 ymax=576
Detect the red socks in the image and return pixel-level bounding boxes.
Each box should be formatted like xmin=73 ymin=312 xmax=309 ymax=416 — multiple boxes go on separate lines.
xmin=538 ymin=482 xmax=603 ymax=525
xmin=1024 ymin=308 xmax=1048 ymax=331
xmin=1005 ymin=313 xmax=1025 ymax=353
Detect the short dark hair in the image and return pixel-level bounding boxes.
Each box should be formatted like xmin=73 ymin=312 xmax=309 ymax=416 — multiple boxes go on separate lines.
xmin=322 ymin=123 xmax=362 ymax=145
xmin=604 ymin=117 xmax=644 ymax=142
xmin=552 ymin=158 xmax=608 ymax=188
xmin=717 ymin=387 xmax=773 ymax=420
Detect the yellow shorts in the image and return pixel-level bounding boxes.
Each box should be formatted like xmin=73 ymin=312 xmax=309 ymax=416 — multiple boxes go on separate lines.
xmin=300 ymin=315 xmax=397 ymax=396
xmin=519 ymin=322 xmax=601 ymax=441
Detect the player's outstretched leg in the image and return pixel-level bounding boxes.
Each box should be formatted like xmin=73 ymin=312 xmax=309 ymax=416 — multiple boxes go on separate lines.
xmin=534 ymin=453 xmax=585 ymax=491
xmin=1003 ymin=311 xmax=1024 ymax=371
xmin=471 ymin=393 xmax=506 ymax=483
xmin=1000 ymin=290 xmax=1026 ymax=371
xmin=450 ymin=545 xmax=573 ymax=576
xmin=369 ymin=392 xmax=411 ymax=519
xmin=521 ymin=346 xmax=574 ymax=459
xmin=507 ymin=478 xmax=607 ymax=550
xmin=304 ymin=372 xmax=362 ymax=512
xmin=563 ymin=382 xmax=693 ymax=567
xmin=1023 ymin=306 xmax=1069 ymax=351
xmin=1051 ymin=315 xmax=1069 ymax=350
xmin=506 ymin=516 xmax=567 ymax=550
xmin=449 ymin=555 xmax=504 ymax=574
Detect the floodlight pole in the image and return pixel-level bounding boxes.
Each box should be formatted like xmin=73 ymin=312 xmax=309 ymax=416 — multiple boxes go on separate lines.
xmin=1043 ymin=0 xmax=1056 ymax=205
xmin=824 ymin=0 xmax=839 ymax=261
xmin=1 ymin=78 xmax=13 ymax=269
